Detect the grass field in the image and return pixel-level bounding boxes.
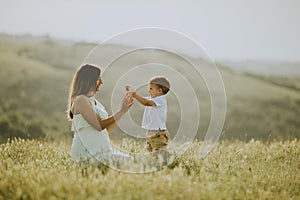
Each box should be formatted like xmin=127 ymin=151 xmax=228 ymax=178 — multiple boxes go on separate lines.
xmin=0 ymin=138 xmax=299 ymax=200
xmin=0 ymin=34 xmax=299 ymax=200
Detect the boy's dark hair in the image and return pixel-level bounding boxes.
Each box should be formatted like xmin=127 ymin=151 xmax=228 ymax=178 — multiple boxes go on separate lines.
xmin=150 ymin=76 xmax=170 ymax=94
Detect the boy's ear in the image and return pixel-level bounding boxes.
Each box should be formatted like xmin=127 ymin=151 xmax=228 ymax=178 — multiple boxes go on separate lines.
xmin=159 ymin=88 xmax=163 ymax=94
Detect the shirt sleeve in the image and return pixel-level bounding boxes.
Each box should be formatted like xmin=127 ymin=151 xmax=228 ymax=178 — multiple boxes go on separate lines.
xmin=151 ymin=96 xmax=165 ymax=107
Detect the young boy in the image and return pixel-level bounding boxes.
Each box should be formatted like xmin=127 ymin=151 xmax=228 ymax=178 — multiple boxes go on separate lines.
xmin=126 ymin=76 xmax=171 ymax=152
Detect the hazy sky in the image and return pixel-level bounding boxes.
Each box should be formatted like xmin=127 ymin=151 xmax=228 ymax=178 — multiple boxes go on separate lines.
xmin=1 ymin=0 xmax=300 ymax=62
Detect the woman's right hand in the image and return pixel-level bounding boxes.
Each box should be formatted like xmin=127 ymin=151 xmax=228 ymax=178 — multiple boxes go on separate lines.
xmin=121 ymin=93 xmax=134 ymax=113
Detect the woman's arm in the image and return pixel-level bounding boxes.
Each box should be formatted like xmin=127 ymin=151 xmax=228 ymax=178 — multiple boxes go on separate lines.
xmin=74 ymin=94 xmax=133 ymax=132
xmin=98 ymin=110 xmax=126 ymax=130
xmin=106 ymin=122 xmax=117 ymax=134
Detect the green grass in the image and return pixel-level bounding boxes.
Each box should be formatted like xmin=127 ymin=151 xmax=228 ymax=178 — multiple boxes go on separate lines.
xmin=0 ymin=138 xmax=299 ymax=199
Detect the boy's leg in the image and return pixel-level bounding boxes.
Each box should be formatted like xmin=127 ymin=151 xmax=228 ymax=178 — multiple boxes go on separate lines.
xmin=155 ymin=130 xmax=169 ymax=151
xmin=146 ymin=130 xmax=169 ymax=152
xmin=146 ymin=130 xmax=156 ymax=152
xmin=147 ymin=141 xmax=153 ymax=152
xmin=147 ymin=130 xmax=170 ymax=167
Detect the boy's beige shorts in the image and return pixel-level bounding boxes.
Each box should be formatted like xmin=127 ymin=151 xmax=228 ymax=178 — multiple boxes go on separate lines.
xmin=146 ymin=130 xmax=169 ymax=152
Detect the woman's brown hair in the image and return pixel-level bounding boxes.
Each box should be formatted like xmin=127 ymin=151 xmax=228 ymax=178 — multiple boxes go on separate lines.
xmin=67 ymin=64 xmax=101 ymax=120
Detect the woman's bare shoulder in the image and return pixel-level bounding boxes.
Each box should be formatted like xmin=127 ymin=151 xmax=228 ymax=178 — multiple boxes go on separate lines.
xmin=73 ymin=95 xmax=92 ymax=114
xmin=74 ymin=95 xmax=91 ymax=106
xmin=74 ymin=95 xmax=88 ymax=101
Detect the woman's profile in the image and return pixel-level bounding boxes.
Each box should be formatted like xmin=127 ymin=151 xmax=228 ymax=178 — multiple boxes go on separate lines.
xmin=67 ymin=63 xmax=133 ymax=166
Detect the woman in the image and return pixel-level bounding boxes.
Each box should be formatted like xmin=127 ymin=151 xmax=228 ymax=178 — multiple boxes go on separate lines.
xmin=67 ymin=64 xmax=133 ymax=165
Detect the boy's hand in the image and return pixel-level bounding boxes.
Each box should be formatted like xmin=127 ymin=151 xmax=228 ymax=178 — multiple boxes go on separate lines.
xmin=125 ymin=85 xmax=132 ymax=92
xmin=125 ymin=85 xmax=134 ymax=97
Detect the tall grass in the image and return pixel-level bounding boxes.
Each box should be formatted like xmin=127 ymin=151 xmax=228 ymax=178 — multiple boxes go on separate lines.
xmin=0 ymin=138 xmax=299 ymax=199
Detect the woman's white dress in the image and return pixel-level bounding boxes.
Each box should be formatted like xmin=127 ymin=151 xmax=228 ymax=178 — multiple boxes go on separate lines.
xmin=70 ymin=97 xmax=131 ymax=164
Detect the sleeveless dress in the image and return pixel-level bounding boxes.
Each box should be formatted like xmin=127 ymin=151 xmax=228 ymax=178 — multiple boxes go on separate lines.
xmin=70 ymin=97 xmax=131 ymax=164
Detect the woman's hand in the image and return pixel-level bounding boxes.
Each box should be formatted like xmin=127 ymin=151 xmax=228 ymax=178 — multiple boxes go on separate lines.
xmin=121 ymin=93 xmax=134 ymax=113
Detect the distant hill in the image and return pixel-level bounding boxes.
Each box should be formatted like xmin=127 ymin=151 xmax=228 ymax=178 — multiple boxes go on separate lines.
xmin=219 ymin=60 xmax=300 ymax=93
xmin=0 ymin=33 xmax=75 ymax=46
xmin=222 ymin=60 xmax=300 ymax=77
xmin=0 ymin=34 xmax=299 ymax=142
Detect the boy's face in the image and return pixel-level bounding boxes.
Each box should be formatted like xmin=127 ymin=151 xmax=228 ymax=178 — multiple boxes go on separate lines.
xmin=149 ymin=83 xmax=163 ymax=98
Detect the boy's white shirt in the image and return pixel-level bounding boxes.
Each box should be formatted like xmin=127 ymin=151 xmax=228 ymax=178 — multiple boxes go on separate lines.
xmin=142 ymin=95 xmax=167 ymax=130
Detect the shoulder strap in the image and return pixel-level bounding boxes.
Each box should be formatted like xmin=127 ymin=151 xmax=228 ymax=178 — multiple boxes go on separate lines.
xmin=87 ymin=97 xmax=96 ymax=106
xmin=72 ymin=95 xmax=94 ymax=115
xmin=88 ymin=96 xmax=97 ymax=106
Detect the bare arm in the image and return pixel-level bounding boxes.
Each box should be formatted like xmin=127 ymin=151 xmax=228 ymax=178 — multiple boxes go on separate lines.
xmin=132 ymin=92 xmax=155 ymax=107
xmin=106 ymin=122 xmax=117 ymax=134
xmin=98 ymin=110 xmax=126 ymax=131
xmin=74 ymin=94 xmax=133 ymax=132
xmin=125 ymin=85 xmax=155 ymax=107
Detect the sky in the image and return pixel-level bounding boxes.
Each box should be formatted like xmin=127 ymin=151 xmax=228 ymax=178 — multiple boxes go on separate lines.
xmin=0 ymin=0 xmax=300 ymax=62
